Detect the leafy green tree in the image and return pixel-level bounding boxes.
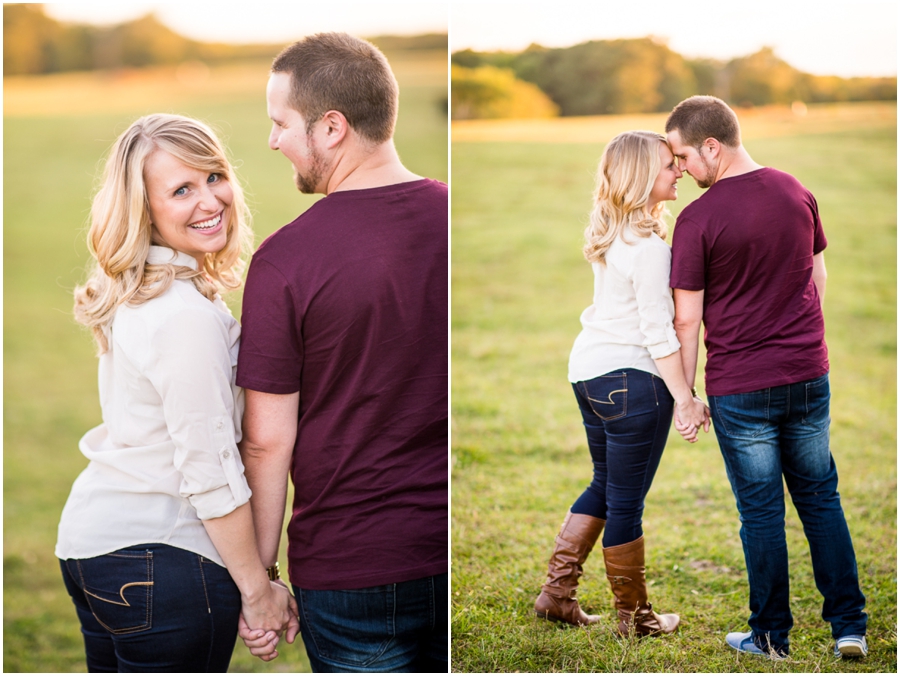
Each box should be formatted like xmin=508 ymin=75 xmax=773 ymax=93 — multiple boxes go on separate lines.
xmin=509 ymin=38 xmax=697 ymax=115
xmin=3 ymin=4 xmax=63 ymax=75
xmin=451 ymin=65 xmax=558 ymax=120
xmin=726 ymin=47 xmax=803 ymax=106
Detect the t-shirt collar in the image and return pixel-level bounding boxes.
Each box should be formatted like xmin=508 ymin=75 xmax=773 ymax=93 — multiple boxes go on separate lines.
xmin=147 ymin=245 xmax=200 ymax=270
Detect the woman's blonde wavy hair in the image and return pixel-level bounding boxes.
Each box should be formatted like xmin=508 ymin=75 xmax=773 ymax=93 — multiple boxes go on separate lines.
xmin=74 ymin=113 xmax=254 ymax=353
xmin=584 ymin=130 xmax=671 ymax=264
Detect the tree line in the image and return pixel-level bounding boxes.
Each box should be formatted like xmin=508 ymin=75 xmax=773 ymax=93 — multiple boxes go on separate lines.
xmin=452 ymin=38 xmax=896 ymax=119
xmin=3 ymin=4 xmax=447 ymax=76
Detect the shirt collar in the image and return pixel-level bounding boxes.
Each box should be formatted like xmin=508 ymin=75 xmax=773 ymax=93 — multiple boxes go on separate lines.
xmin=147 ymin=246 xmax=200 ymax=271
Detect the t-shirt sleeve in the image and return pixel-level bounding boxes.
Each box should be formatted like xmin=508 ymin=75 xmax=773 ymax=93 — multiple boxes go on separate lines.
xmin=669 ymin=216 xmax=707 ymax=291
xmin=808 ymin=192 xmax=828 ymax=254
xmin=236 ymin=256 xmax=303 ymax=394
xmin=146 ymin=308 xmax=251 ymax=521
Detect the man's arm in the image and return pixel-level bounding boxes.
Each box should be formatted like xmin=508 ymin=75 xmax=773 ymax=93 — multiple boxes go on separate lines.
xmin=812 ymin=252 xmax=827 ymax=308
xmin=673 ymin=289 xmax=705 ymax=389
xmin=239 ymin=389 xmax=299 ymax=568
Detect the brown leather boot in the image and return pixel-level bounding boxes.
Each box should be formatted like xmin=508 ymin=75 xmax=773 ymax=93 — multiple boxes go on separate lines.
xmin=603 ymin=536 xmax=679 ymax=637
xmin=534 ymin=510 xmax=605 ymax=626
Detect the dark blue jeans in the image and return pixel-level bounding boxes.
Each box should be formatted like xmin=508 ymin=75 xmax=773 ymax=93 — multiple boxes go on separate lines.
xmin=571 ymin=369 xmax=674 ymax=547
xmin=710 ymin=373 xmax=867 ymax=654
xmin=60 ymin=543 xmax=241 ymax=672
xmin=293 ymin=573 xmax=447 ymax=673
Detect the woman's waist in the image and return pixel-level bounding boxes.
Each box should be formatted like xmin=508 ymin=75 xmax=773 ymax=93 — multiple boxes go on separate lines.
xmin=56 ymin=484 xmax=221 ymax=564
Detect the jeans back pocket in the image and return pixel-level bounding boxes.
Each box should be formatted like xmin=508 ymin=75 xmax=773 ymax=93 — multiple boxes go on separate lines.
xmin=578 ymin=373 xmax=628 ymax=421
xmin=75 ymin=550 xmax=154 ymax=635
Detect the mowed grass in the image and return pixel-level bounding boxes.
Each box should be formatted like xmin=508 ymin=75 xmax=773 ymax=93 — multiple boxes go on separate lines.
xmin=451 ymin=102 xmax=896 ymax=673
xmin=3 ymin=49 xmax=447 ymax=674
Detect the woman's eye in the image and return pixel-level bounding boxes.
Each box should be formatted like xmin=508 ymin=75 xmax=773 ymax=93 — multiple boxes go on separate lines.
xmin=174 ymin=186 xmax=187 ymax=197
xmin=208 ymin=173 xmax=220 ymax=184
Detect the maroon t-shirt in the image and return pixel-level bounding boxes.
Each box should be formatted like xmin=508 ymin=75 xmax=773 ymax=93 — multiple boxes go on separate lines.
xmin=236 ymin=178 xmax=448 ymax=590
xmin=670 ymin=167 xmax=828 ymax=396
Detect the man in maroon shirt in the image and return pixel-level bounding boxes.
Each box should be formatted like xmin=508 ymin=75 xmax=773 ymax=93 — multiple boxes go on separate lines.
xmin=667 ymin=96 xmax=867 ymax=659
xmin=235 ymin=33 xmax=447 ymax=671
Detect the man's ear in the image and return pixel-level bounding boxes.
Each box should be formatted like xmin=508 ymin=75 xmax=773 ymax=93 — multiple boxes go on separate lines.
xmin=320 ymin=110 xmax=349 ymax=148
xmin=703 ymin=137 xmax=721 ymax=159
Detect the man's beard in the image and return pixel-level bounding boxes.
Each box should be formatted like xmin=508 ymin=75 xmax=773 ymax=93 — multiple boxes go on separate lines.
xmin=693 ymin=155 xmax=717 ymax=189
xmin=294 ymin=144 xmax=328 ymax=194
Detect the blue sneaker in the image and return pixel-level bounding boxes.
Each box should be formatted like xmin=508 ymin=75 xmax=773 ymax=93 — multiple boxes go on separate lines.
xmin=834 ymin=635 xmax=867 ymax=658
xmin=726 ymin=631 xmax=787 ymax=659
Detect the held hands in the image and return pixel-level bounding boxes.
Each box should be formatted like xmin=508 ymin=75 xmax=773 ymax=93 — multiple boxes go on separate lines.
xmin=238 ymin=580 xmax=300 ymax=661
xmin=674 ymin=396 xmax=710 ymax=443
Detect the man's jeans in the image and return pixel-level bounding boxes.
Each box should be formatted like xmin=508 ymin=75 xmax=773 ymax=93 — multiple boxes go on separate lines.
xmin=710 ymin=373 xmax=867 ymax=654
xmin=293 ymin=573 xmax=447 ymax=673
xmin=60 ymin=543 xmax=241 ymax=672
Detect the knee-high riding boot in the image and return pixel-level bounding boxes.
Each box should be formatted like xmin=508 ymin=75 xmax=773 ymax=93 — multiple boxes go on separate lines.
xmin=603 ymin=536 xmax=679 ymax=637
xmin=534 ymin=510 xmax=605 ymax=626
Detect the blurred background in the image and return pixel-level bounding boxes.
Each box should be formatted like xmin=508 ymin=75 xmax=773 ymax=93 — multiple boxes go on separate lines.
xmin=450 ymin=1 xmax=895 ymax=119
xmin=3 ymin=3 xmax=447 ymax=672
xmin=450 ymin=1 xmax=896 ymax=673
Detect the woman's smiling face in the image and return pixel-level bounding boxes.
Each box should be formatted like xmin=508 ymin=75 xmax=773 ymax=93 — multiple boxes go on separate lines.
xmin=648 ymin=141 xmax=683 ymax=208
xmin=144 ymin=149 xmax=233 ymax=266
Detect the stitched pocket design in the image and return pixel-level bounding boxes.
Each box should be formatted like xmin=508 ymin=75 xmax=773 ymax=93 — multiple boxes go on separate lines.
xmin=581 ymin=373 xmax=628 ymax=421
xmin=78 ymin=551 xmax=154 ymax=635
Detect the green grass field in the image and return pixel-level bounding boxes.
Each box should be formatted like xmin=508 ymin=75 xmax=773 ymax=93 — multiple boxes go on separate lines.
xmin=3 ymin=50 xmax=447 ymax=673
xmin=451 ymin=102 xmax=896 ymax=673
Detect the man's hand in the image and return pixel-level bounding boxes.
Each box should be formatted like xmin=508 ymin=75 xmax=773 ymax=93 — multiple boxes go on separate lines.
xmin=674 ymin=397 xmax=710 ymax=443
xmin=238 ymin=581 xmax=300 ymax=661
xmin=238 ymin=614 xmax=280 ymax=661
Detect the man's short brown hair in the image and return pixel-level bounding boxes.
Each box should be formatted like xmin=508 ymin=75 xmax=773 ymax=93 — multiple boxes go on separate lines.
xmin=665 ymin=95 xmax=741 ymax=149
xmin=272 ymin=32 xmax=398 ymax=144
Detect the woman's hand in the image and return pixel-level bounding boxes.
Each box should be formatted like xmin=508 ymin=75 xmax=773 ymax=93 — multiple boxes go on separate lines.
xmin=238 ymin=580 xmax=299 ymax=661
xmin=674 ymin=396 xmax=710 ymax=443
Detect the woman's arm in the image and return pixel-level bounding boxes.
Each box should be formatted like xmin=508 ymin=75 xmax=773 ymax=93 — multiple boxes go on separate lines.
xmin=653 ymin=350 xmax=709 ymax=443
xmin=202 ymin=503 xmax=299 ymax=649
xmin=630 ymin=242 xmax=708 ymax=440
xmin=147 ymin=306 xmax=298 ymax=657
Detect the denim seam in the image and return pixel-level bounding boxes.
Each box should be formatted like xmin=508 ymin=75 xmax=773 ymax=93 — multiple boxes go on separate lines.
xmin=383 ymin=583 xmax=397 ymax=666
xmin=640 ymin=386 xmax=666 ymax=500
xmin=198 ymin=556 xmax=211 ymax=614
xmin=197 ymin=556 xmax=215 ymax=672
xmin=804 ymin=381 xmax=810 ymax=422
xmin=428 ymin=576 xmax=436 ymax=631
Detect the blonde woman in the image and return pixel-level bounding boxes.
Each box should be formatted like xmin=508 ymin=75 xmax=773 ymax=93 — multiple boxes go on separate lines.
xmin=56 ymin=114 xmax=297 ymax=671
xmin=534 ymin=131 xmax=708 ymax=636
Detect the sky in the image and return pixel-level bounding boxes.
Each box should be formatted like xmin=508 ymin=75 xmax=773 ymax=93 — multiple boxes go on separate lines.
xmin=44 ymin=1 xmax=448 ymax=43
xmin=450 ymin=1 xmax=897 ymax=78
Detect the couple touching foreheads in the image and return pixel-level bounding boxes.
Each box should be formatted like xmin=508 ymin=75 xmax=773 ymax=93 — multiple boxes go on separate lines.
xmin=56 ymin=33 xmax=447 ymax=673
xmin=534 ymin=96 xmax=868 ymax=661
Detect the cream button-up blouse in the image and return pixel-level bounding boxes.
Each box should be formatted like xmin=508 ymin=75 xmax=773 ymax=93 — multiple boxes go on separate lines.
xmin=568 ymin=232 xmax=681 ymax=383
xmin=56 ymin=246 xmax=251 ymax=566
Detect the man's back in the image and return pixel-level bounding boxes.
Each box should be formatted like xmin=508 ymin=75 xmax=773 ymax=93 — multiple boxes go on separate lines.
xmin=237 ymin=178 xmax=448 ymax=590
xmin=670 ymin=167 xmax=828 ymax=396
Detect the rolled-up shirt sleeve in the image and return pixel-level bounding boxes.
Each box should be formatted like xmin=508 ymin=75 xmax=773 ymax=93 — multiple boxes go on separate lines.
xmin=631 ymin=241 xmax=681 ymax=360
xmin=146 ymin=307 xmax=251 ymax=520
